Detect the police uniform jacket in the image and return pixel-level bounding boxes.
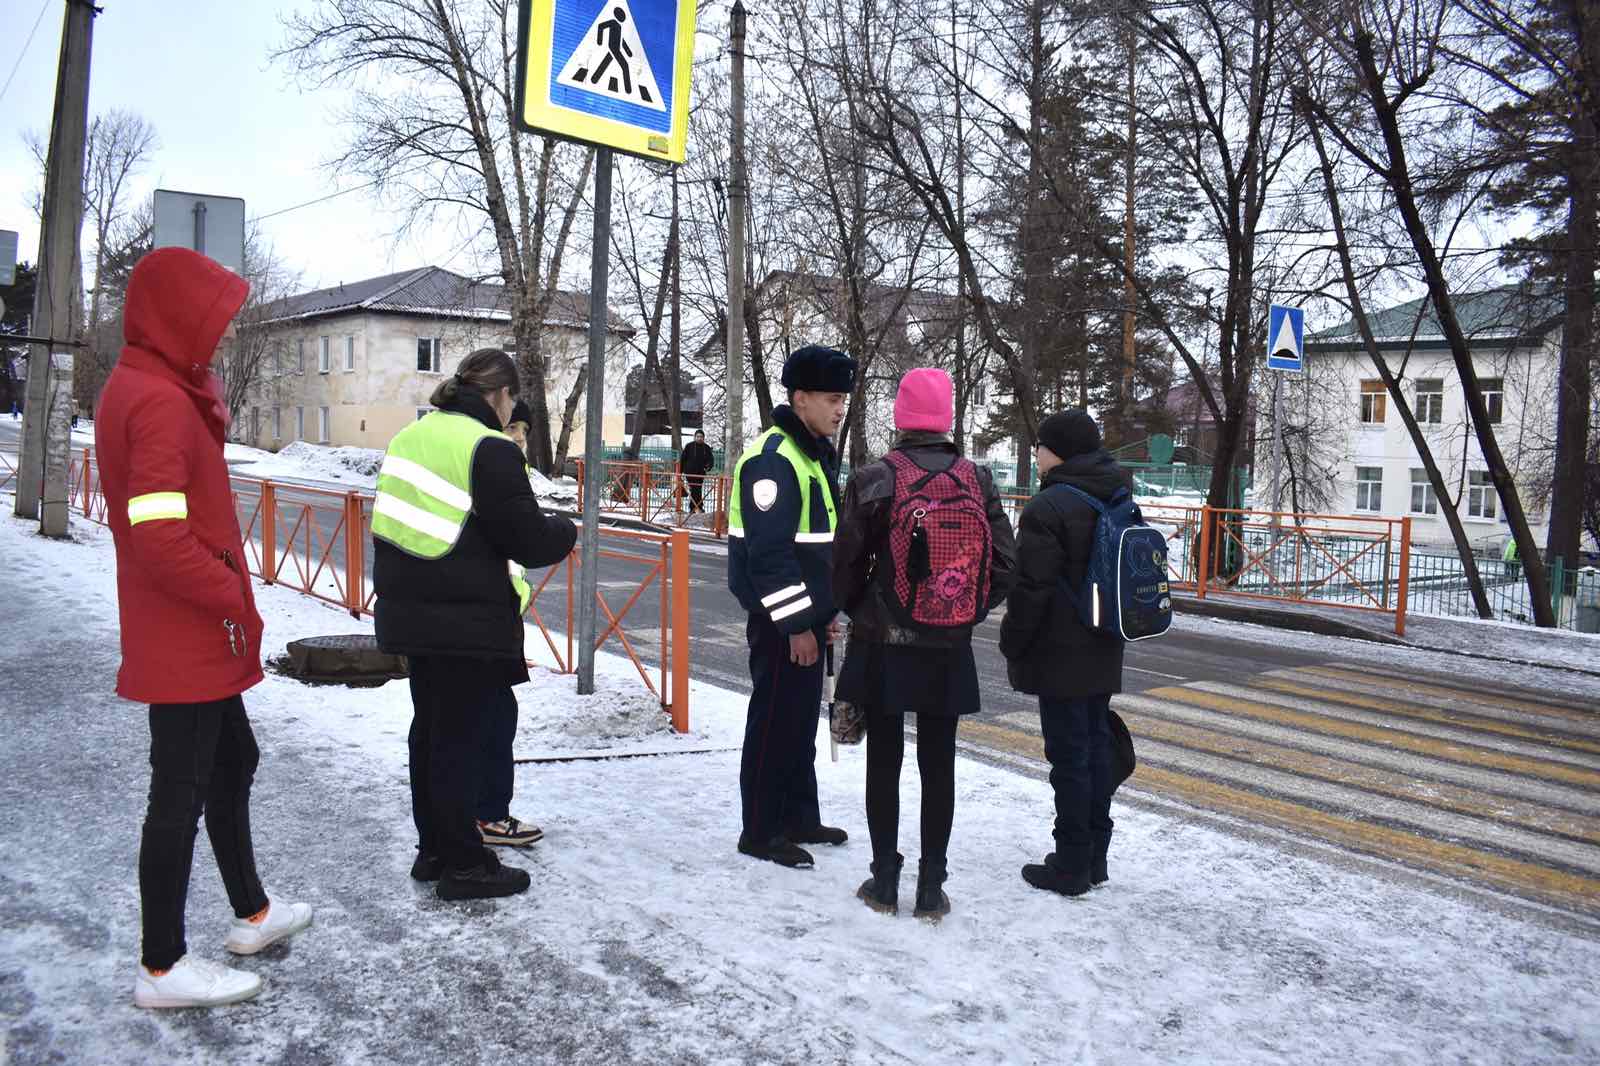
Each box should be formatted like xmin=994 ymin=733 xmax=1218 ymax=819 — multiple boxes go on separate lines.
xmin=727 ymin=405 xmax=840 ymax=634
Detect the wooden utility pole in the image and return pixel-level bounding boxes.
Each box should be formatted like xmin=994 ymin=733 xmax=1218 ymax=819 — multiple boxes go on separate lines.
xmin=1120 ymin=21 xmax=1138 ymax=445
xmin=725 ymin=0 xmax=747 ymax=460
xmin=17 ymin=0 xmax=95 ymax=535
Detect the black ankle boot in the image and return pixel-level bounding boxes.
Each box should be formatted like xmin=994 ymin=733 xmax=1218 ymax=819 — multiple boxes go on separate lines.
xmin=856 ymin=852 xmax=903 ymax=914
xmin=913 ymin=857 xmax=950 ymax=921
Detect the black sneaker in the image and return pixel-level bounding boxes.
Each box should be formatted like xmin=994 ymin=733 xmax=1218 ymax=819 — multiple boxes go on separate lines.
xmin=410 ymin=852 xmax=444 ymax=883
xmin=738 ymin=835 xmax=814 ymax=869
xmin=787 ymin=824 xmax=848 ymax=846
xmin=1021 ymin=861 xmax=1091 ymax=898
xmin=437 ymin=851 xmax=531 ymax=900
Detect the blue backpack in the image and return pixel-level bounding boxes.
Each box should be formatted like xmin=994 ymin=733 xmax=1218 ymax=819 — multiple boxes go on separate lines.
xmin=1053 ymin=485 xmax=1173 ymax=642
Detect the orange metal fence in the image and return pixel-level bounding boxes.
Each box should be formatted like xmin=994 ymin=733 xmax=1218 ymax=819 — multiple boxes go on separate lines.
xmin=575 ymin=459 xmax=731 ymax=536
xmin=65 ymin=448 xmax=694 ymax=731
xmin=0 ymin=449 xmax=16 ymax=494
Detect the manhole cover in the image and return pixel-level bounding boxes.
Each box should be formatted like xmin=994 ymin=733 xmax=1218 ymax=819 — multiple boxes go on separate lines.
xmin=282 ymin=634 xmax=408 ymax=686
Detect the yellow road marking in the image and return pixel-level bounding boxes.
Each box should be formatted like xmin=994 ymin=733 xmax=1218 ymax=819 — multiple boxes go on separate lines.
xmin=1252 ymin=677 xmax=1600 ymax=757
xmin=1152 ymin=686 xmax=1600 ymax=791
xmin=1292 ymin=664 xmax=1600 ymax=723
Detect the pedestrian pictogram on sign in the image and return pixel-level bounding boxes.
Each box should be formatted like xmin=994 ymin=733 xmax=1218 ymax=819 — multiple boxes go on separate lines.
xmin=1267 ymin=303 xmax=1305 ymax=373
xmin=556 ymin=0 xmax=666 ymax=111
xmin=517 ymin=0 xmax=697 ymax=162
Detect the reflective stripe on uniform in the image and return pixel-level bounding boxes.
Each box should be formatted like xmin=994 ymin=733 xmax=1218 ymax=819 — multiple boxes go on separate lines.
xmin=371 ymin=411 xmax=508 ymax=559
xmin=794 ymin=531 xmax=834 ymax=543
xmin=769 ymin=595 xmax=813 ymax=622
xmin=760 ymin=583 xmax=807 ymax=608
xmin=379 ymin=454 xmax=474 ymax=513
xmin=372 ymin=491 xmax=461 ymax=549
xmin=128 ymin=491 xmax=188 ymax=525
xmin=727 ymin=526 xmax=746 ymax=537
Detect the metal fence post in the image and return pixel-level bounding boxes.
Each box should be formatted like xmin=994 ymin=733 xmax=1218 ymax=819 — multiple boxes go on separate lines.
xmin=669 ymin=529 xmax=690 ymax=733
xmin=1396 ymin=517 xmax=1412 ymax=637
xmin=345 ymin=490 xmax=364 ymax=618
xmin=1552 ymin=556 xmax=1565 ymax=626
xmin=261 ymin=482 xmax=277 ymax=584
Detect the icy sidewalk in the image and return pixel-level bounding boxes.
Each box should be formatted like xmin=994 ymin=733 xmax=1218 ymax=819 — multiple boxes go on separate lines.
xmin=1 ymin=516 xmax=1597 ymax=1066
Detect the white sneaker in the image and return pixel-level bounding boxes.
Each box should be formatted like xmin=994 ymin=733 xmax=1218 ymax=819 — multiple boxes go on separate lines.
xmin=133 ymin=955 xmax=262 ymax=1009
xmin=223 ymin=896 xmax=314 ymax=955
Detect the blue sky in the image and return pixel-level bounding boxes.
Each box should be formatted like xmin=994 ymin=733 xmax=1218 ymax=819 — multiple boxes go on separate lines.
xmin=1 ymin=0 xmax=467 ymax=290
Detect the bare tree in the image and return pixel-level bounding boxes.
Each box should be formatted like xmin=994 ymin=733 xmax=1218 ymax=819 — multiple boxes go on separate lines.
xmin=221 ymin=228 xmax=304 ymax=426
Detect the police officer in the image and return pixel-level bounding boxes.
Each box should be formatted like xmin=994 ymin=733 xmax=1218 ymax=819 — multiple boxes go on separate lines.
xmin=728 ymin=344 xmax=857 ymax=868
xmin=372 ymin=348 xmax=576 ymax=901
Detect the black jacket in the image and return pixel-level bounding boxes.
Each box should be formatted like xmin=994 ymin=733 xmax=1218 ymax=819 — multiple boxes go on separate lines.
xmin=998 ymin=449 xmax=1129 ymax=697
xmin=832 ymin=433 xmax=1016 ymax=648
xmin=727 ymin=404 xmax=840 ymax=634
xmin=680 ymin=439 xmax=715 ymax=476
xmin=373 ymin=392 xmax=577 ymax=663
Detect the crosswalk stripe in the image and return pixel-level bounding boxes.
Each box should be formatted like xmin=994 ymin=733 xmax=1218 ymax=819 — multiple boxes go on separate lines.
xmin=1251 ymin=675 xmax=1600 ymax=756
xmin=1156 ymin=684 xmax=1600 ymax=790
xmin=1291 ymin=664 xmax=1599 ymax=724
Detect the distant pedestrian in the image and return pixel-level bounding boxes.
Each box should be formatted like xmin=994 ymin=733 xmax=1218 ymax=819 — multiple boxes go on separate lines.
xmin=680 ymin=429 xmax=715 ymax=513
xmin=833 ymin=368 xmax=1014 ymax=919
xmin=728 ymin=344 xmax=856 ymax=868
xmin=96 ymin=247 xmax=313 ymax=1009
xmin=1503 ymin=537 xmax=1521 ymax=581
xmin=372 ymin=349 xmax=575 ymax=900
xmin=1000 ymin=410 xmax=1128 ymax=897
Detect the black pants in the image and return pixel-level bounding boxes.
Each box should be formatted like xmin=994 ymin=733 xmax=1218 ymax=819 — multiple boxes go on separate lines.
xmin=686 ymin=475 xmax=706 ymax=513
xmin=864 ymin=712 xmax=958 ymax=865
xmin=476 ymin=686 xmax=518 ymax=823
xmin=740 ymin=614 xmax=823 ymax=843
xmin=1038 ymin=694 xmax=1116 ymax=876
xmin=408 ymin=655 xmax=498 ymax=871
xmin=139 ymin=696 xmax=269 ymax=971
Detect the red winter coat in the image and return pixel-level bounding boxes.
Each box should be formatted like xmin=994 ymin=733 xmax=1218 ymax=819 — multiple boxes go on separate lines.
xmin=94 ymin=248 xmax=263 ymax=704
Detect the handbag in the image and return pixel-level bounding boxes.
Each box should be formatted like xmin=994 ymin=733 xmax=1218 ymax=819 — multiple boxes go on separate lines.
xmin=830 ymin=698 xmax=867 ymax=746
xmin=1109 ymin=708 xmax=1136 ymax=789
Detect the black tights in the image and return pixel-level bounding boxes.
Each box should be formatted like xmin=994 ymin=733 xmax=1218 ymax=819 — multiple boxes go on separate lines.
xmin=863 ymin=712 xmax=958 ymax=865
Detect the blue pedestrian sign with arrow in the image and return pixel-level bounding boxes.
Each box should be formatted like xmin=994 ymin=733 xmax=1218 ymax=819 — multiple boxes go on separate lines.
xmin=517 ymin=0 xmax=697 ymax=163
xmin=1267 ymin=303 xmax=1305 ymax=373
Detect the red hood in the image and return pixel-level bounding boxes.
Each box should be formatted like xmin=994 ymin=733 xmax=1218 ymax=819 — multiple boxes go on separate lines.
xmin=120 ymin=247 xmax=249 ymax=438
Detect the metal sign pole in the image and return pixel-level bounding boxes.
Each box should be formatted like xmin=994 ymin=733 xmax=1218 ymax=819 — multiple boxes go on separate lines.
xmin=576 ymin=147 xmax=614 ymax=695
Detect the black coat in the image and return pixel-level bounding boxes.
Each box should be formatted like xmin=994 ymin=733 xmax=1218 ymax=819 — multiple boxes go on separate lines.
xmin=998 ymin=450 xmax=1129 ymax=698
xmin=680 ymin=439 xmax=715 ymax=476
xmin=373 ymin=392 xmax=577 ymax=671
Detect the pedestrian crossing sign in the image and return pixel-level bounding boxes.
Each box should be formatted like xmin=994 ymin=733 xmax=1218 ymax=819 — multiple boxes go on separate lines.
xmin=1267 ymin=303 xmax=1305 ymax=373
xmin=517 ymin=0 xmax=697 ymax=163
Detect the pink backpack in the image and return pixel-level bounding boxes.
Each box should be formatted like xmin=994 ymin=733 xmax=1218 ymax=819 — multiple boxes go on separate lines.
xmin=878 ymin=450 xmax=993 ymax=631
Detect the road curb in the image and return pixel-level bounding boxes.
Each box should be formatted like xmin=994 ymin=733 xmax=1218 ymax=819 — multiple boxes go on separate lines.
xmin=1171 ymin=593 xmax=1412 ymax=647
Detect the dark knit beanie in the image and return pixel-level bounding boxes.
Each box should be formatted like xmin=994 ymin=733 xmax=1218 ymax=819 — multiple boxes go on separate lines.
xmin=1037 ymin=409 xmax=1102 ymax=460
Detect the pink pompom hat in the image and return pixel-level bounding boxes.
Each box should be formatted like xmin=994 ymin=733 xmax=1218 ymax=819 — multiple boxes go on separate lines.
xmin=893 ymin=367 xmax=954 ymax=433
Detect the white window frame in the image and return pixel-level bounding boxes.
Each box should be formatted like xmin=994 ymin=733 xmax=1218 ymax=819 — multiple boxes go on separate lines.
xmin=1354 ymin=467 xmax=1383 ymax=513
xmin=1359 ymin=380 xmax=1386 ymax=425
xmin=417 ymin=337 xmax=442 ymax=374
xmin=1479 ymin=378 xmax=1504 ymax=425
xmin=1467 ymin=470 xmax=1498 ymax=520
xmin=1409 ymin=469 xmax=1438 ymax=515
xmin=318 ymin=406 xmax=330 ymax=444
xmin=295 ymin=406 xmax=305 ymax=441
xmin=1415 ymin=378 xmax=1444 ymax=425
xmin=318 ymin=336 xmax=331 ymax=374
xmin=344 ymin=335 xmax=356 ymax=372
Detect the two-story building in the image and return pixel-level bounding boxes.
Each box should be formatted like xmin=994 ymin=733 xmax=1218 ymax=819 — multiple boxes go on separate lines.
xmin=237 ymin=266 xmax=635 ymax=454
xmin=1296 ymin=285 xmax=1566 ymax=551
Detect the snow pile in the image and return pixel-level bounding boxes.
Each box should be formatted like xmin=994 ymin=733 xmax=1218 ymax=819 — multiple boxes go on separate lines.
xmin=529 ymin=466 xmax=579 ymax=504
xmin=227 ymin=440 xmax=384 ymax=488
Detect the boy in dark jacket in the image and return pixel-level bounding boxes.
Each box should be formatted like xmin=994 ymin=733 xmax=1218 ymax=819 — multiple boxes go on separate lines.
xmin=999 ymin=410 xmax=1127 ymax=897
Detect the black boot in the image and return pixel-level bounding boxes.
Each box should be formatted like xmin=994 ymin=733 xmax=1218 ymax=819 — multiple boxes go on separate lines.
xmin=437 ymin=849 xmax=531 ymax=901
xmin=788 ymin=824 xmax=849 ymax=846
xmin=738 ymin=834 xmax=815 ymax=869
xmin=856 ymin=853 xmax=903 ymax=915
xmin=1021 ymin=856 xmax=1091 ymax=898
xmin=1091 ymin=835 xmax=1110 ymax=888
xmin=912 ymin=857 xmax=950 ymax=921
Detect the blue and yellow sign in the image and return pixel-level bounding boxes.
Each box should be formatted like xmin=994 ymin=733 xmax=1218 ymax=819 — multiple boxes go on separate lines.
xmin=516 ymin=0 xmax=697 ymax=163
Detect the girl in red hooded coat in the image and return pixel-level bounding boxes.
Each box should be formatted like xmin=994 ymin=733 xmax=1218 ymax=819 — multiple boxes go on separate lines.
xmin=95 ymin=248 xmax=312 ymax=1009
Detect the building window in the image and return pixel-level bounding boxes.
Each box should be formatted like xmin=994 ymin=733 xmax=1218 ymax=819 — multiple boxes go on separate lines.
xmin=295 ymin=406 xmax=305 ymax=440
xmin=1468 ymin=470 xmax=1497 ymax=520
xmin=296 ymin=338 xmax=306 ymax=374
xmin=972 ymin=380 xmax=986 ymax=405
xmin=318 ymin=336 xmax=331 ymax=374
xmin=344 ymin=335 xmax=356 ymax=372
xmin=250 ymin=407 xmax=259 ymax=442
xmin=417 ymin=337 xmax=441 ymax=373
xmin=318 ymin=406 xmax=330 ymax=443
xmin=271 ymin=407 xmax=281 ymax=441
xmin=1355 ymin=467 xmax=1383 ymax=512
xmin=416 ymin=407 xmax=430 ymax=421
xmin=1415 ymin=379 xmax=1443 ymax=424
xmin=1410 ymin=469 xmax=1438 ymax=515
xmin=1479 ymin=378 xmax=1503 ymax=424
xmin=1359 ymin=379 xmax=1386 ymax=424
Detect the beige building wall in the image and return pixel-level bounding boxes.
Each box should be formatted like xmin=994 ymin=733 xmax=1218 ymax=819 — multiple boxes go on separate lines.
xmin=239 ymin=310 xmax=633 ymax=455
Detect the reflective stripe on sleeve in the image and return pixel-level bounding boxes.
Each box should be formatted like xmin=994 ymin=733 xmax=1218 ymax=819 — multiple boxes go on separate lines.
xmin=769 ymin=595 xmax=813 ymax=622
xmin=727 ymin=526 xmax=746 ymax=537
xmin=378 ymin=454 xmax=474 ymax=513
xmin=127 ymin=492 xmax=188 ymax=525
xmin=760 ymin=583 xmax=807 ymax=608
xmin=794 ymin=530 xmax=835 ymax=544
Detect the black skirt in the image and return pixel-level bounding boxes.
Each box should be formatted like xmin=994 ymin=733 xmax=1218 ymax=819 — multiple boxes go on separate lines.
xmin=835 ymin=637 xmax=981 ymax=718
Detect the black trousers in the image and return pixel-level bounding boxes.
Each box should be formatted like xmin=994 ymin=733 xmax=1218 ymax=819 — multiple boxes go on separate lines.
xmin=408 ymin=655 xmax=498 ymax=871
xmin=864 ymin=712 xmax=958 ymax=865
xmin=1038 ymin=694 xmax=1116 ymax=875
xmin=740 ymin=614 xmax=823 ymax=843
xmin=686 ymin=475 xmax=706 ymax=513
xmin=476 ymin=686 xmax=518 ymax=823
xmin=139 ymin=696 xmax=269 ymax=971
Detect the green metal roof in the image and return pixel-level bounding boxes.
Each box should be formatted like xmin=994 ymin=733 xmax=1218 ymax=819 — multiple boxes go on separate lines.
xmin=1309 ymin=284 xmax=1565 ymax=350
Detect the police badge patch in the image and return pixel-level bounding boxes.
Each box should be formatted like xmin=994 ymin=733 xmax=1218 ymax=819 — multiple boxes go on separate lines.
xmin=752 ymin=479 xmax=779 ymax=511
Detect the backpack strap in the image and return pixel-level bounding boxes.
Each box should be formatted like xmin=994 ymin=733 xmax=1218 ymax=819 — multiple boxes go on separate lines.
xmin=1052 ymin=483 xmax=1108 ymax=515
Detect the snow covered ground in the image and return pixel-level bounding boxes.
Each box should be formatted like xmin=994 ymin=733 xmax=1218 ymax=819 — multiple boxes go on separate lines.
xmin=2 ymin=512 xmax=1598 ymax=1064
